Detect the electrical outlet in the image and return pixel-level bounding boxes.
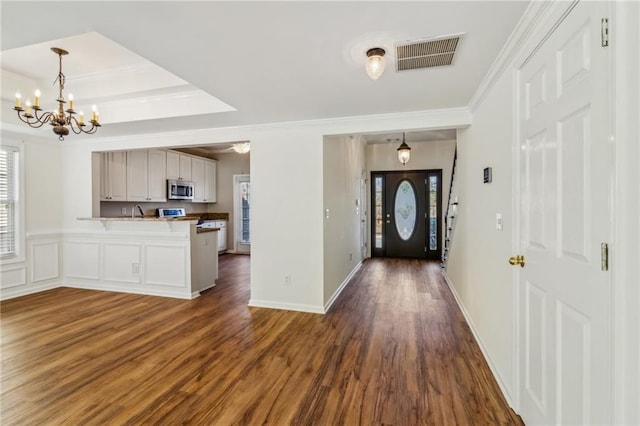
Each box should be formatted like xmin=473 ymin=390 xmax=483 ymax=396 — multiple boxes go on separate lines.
xmin=121 ymin=207 xmax=127 ymax=215
xmin=284 ymin=275 xmax=291 ymax=286
xmin=132 ymin=263 xmax=140 ymax=274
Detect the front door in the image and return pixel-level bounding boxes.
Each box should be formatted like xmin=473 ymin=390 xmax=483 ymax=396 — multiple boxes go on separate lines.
xmin=371 ymin=170 xmax=442 ymax=259
xmin=516 ymin=1 xmax=612 ymax=424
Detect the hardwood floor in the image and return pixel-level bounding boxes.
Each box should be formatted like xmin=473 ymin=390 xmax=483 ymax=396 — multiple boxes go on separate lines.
xmin=0 ymin=255 xmax=522 ymax=425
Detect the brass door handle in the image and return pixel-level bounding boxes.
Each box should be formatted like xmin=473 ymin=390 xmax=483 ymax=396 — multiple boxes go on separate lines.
xmin=509 ymin=255 xmax=525 ymax=267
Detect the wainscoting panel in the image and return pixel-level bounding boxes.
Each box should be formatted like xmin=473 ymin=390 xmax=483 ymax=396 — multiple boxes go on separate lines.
xmin=0 ymin=233 xmax=63 ymax=300
xmin=144 ymin=244 xmax=188 ymax=288
xmin=31 ymin=240 xmax=60 ymax=283
xmin=0 ymin=265 xmax=26 ymax=290
xmin=64 ymin=241 xmax=101 ymax=280
xmin=103 ymin=242 xmax=141 ymax=284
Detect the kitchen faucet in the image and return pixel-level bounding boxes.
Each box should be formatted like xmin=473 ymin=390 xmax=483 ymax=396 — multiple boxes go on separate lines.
xmin=133 ymin=205 xmax=144 ymax=218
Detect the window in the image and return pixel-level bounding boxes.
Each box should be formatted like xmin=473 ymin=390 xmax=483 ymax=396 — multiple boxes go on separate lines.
xmin=240 ymin=181 xmax=250 ymax=244
xmin=0 ymin=146 xmax=19 ymax=259
xmin=233 ymin=174 xmax=250 ymax=252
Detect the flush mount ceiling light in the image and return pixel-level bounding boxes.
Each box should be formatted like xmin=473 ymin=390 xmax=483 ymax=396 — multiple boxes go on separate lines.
xmin=232 ymin=142 xmax=250 ymax=154
xmin=397 ymin=132 xmax=411 ymax=165
xmin=13 ymin=47 xmax=101 ymax=141
xmin=365 ymin=47 xmax=386 ymax=80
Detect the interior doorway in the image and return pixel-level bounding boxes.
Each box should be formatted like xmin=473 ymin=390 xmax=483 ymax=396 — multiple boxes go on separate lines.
xmin=371 ymin=170 xmax=442 ymax=259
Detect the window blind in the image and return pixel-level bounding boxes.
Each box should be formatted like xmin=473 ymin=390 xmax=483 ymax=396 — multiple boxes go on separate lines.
xmin=0 ymin=146 xmax=18 ymax=258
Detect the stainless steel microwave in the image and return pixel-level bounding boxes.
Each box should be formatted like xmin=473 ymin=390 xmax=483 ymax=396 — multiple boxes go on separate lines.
xmin=167 ymin=179 xmax=194 ymax=200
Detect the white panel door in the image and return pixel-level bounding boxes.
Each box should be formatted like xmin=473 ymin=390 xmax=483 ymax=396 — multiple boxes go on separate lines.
xmin=517 ymin=2 xmax=612 ymax=425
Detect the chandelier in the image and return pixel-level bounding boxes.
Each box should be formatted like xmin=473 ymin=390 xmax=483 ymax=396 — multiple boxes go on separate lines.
xmin=13 ymin=47 xmax=101 ymax=141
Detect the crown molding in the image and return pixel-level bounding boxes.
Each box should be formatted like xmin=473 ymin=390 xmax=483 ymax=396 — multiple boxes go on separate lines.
xmin=467 ymin=0 xmax=554 ymax=112
xmin=75 ymin=106 xmax=472 ymax=150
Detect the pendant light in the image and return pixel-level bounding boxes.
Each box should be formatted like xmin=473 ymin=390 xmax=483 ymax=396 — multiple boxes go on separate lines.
xmin=397 ymin=132 xmax=411 ymax=165
xmin=365 ymin=47 xmax=386 ymax=80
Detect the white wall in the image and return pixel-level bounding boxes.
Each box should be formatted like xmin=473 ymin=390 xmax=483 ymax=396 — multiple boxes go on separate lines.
xmin=367 ymin=139 xmax=457 ymax=255
xmin=322 ymin=135 xmax=366 ymax=309
xmin=209 ymin=152 xmax=250 ymax=250
xmin=613 ymin=1 xmax=640 ymax=423
xmin=249 ymin=129 xmax=325 ymax=313
xmin=446 ymin=74 xmax=515 ymax=401
xmin=0 ymin=130 xmax=63 ymax=299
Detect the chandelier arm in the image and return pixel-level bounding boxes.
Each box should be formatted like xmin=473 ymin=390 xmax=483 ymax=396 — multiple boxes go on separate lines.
xmin=16 ymin=111 xmax=53 ymax=128
xmin=33 ymin=108 xmax=53 ymax=124
xmin=84 ymin=124 xmax=99 ymax=134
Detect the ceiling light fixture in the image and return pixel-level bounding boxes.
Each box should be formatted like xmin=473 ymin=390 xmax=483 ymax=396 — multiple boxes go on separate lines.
xmin=13 ymin=47 xmax=101 ymax=141
xmin=365 ymin=47 xmax=386 ymax=80
xmin=397 ymin=132 xmax=411 ymax=165
xmin=232 ymin=142 xmax=250 ymax=154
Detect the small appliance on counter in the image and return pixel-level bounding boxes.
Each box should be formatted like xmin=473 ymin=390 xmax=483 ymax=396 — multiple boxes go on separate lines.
xmin=157 ymin=208 xmax=186 ymax=218
xmin=167 ymin=179 xmax=194 ymax=200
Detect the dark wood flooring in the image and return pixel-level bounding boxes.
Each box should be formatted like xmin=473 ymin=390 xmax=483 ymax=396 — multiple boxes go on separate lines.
xmin=0 ymin=255 xmax=522 ymax=425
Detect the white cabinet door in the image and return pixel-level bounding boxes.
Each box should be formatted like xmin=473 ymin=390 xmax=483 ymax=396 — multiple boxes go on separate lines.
xmin=101 ymin=151 xmax=127 ymax=201
xmin=147 ymin=149 xmax=167 ymax=201
xmin=166 ymin=151 xmax=192 ymax=181
xmin=204 ymin=160 xmax=217 ymax=203
xmin=126 ymin=150 xmax=149 ymax=201
xmin=166 ymin=151 xmax=180 ymax=180
xmin=191 ymin=157 xmax=205 ymax=202
xmin=179 ymin=154 xmax=192 ymax=181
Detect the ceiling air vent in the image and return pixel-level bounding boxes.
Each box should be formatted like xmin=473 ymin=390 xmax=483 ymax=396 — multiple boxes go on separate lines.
xmin=395 ymin=34 xmax=462 ymax=72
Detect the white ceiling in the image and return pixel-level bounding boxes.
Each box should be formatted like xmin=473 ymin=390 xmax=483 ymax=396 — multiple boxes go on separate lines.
xmin=0 ymin=1 xmax=529 ymax=139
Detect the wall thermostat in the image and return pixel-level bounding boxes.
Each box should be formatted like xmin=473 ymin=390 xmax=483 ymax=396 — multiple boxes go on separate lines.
xmin=483 ymin=167 xmax=492 ymax=183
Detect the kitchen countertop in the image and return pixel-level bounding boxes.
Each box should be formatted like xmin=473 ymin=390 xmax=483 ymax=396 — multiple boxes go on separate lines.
xmin=77 ymin=217 xmax=198 ymax=222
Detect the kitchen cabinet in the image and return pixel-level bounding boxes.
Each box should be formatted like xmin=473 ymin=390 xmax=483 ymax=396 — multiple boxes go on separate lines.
xmin=190 ymin=228 xmax=218 ymax=292
xmin=203 ymin=160 xmax=217 ymax=203
xmin=166 ymin=151 xmax=192 ymax=181
xmin=100 ymin=151 xmax=127 ymax=201
xmin=191 ymin=157 xmax=204 ymax=201
xmin=127 ymin=149 xmax=167 ymax=202
xmin=192 ymin=158 xmax=217 ymax=203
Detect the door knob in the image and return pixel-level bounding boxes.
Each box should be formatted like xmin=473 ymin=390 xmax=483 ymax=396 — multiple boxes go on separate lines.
xmin=509 ymin=255 xmax=525 ymax=267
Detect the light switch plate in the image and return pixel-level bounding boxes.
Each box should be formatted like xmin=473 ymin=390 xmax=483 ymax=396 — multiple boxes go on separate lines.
xmin=496 ymin=213 xmax=503 ymax=231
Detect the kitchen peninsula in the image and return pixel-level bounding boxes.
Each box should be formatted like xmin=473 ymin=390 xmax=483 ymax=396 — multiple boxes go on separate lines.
xmin=72 ymin=215 xmax=219 ymax=299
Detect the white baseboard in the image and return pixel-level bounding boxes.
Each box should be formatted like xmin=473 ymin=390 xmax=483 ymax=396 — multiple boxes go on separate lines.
xmin=442 ymin=271 xmax=515 ymax=409
xmin=64 ymin=280 xmax=195 ymax=300
xmin=0 ymin=281 xmax=60 ymax=301
xmin=248 ymin=299 xmax=324 ymax=314
xmin=324 ymin=260 xmax=363 ymax=313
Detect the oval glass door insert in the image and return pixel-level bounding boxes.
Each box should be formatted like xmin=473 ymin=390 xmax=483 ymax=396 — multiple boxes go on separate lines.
xmin=394 ymin=179 xmax=417 ymax=241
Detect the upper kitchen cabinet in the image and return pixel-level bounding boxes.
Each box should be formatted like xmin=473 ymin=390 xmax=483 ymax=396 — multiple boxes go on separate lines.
xmin=192 ymin=157 xmax=217 ymax=203
xmin=127 ymin=149 xmax=167 ymax=202
xmin=203 ymin=160 xmax=217 ymax=203
xmin=100 ymin=151 xmax=127 ymax=201
xmin=166 ymin=151 xmax=192 ymax=181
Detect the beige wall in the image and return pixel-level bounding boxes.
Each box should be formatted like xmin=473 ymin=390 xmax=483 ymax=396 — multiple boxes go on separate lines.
xmin=323 ymin=135 xmax=366 ymax=307
xmin=210 ymin=152 xmax=250 ymax=251
xmin=446 ymin=74 xmax=515 ymax=400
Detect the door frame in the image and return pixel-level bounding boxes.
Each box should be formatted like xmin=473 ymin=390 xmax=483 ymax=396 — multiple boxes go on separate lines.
xmin=370 ymin=169 xmax=442 ymax=260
